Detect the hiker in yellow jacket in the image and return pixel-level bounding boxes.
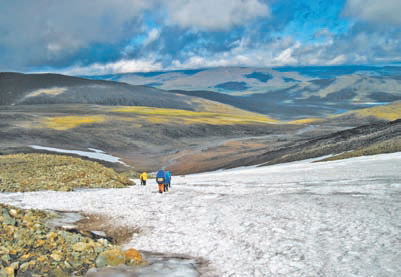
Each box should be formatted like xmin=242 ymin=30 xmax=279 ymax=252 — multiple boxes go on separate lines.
xmin=139 ymin=172 xmax=148 ymax=186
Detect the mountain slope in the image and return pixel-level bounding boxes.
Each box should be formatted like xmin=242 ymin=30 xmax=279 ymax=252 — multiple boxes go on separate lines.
xmin=223 ymin=118 xmax=401 ymax=168
xmin=84 ymin=67 xmax=401 ymax=120
xmin=0 ymin=72 xmax=196 ymax=110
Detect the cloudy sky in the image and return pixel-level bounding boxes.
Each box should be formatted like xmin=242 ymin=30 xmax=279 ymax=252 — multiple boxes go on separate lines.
xmin=1 ymin=0 xmax=401 ymax=75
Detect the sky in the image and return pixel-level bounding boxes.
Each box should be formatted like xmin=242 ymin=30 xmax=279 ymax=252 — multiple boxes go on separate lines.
xmin=1 ymin=0 xmax=401 ymax=75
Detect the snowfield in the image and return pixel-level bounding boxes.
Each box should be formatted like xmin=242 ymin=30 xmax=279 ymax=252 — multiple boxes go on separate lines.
xmin=1 ymin=153 xmax=401 ymax=276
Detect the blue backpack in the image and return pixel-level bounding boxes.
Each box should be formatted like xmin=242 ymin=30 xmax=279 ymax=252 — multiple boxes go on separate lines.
xmin=165 ymin=171 xmax=171 ymax=184
xmin=156 ymin=170 xmax=165 ymax=184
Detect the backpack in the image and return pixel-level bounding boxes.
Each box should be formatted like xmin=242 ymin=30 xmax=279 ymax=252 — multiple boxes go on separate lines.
xmin=156 ymin=170 xmax=165 ymax=184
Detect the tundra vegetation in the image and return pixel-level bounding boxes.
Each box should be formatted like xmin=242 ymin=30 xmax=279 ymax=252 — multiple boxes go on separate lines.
xmin=350 ymin=101 xmax=401 ymax=121
xmin=0 ymin=153 xmax=133 ymax=192
xmin=318 ymin=137 xmax=401 ymax=162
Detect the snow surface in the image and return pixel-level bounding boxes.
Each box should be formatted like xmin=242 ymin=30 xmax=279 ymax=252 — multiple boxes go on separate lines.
xmin=1 ymin=153 xmax=401 ymax=276
xmin=29 ymin=145 xmax=128 ymax=165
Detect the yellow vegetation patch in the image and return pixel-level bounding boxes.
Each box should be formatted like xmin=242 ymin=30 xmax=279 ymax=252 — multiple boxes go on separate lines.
xmin=111 ymin=106 xmax=278 ymax=125
xmin=351 ymin=102 xmax=401 ymax=121
xmin=43 ymin=115 xmax=106 ymax=130
xmin=287 ymin=118 xmax=322 ymax=124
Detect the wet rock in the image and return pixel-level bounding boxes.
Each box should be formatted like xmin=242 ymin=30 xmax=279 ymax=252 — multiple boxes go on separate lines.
xmin=124 ymin=248 xmax=143 ymax=266
xmin=95 ymin=248 xmax=126 ymax=268
xmin=85 ymin=252 xmax=202 ymax=277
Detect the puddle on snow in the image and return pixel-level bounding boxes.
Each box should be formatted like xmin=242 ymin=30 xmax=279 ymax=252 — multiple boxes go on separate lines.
xmin=86 ymin=251 xmax=204 ymax=277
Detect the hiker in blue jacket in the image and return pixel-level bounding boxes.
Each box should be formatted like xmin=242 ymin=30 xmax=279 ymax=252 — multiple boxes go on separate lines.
xmin=164 ymin=171 xmax=171 ymax=192
xmin=156 ymin=169 xmax=165 ymax=193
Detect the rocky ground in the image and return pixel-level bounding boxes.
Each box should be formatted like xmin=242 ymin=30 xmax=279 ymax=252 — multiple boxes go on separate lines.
xmin=0 ymin=153 xmax=133 ymax=192
xmin=0 ymin=153 xmax=144 ymax=276
xmin=0 ymin=204 xmax=143 ymax=276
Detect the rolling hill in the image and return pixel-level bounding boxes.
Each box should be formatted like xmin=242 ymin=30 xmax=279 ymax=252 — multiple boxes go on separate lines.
xmin=0 ymin=72 xmax=196 ymax=110
xmin=0 ymin=72 xmax=285 ymax=173
xmin=84 ymin=67 xmax=401 ymax=120
xmin=2 ymin=70 xmax=401 ymax=174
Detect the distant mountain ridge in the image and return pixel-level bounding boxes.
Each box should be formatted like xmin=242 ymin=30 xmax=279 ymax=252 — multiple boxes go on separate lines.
xmin=84 ymin=65 xmax=401 ymax=94
xmin=168 ymin=75 xmax=401 ymax=120
xmin=0 ymin=72 xmax=196 ymax=110
xmin=83 ymin=66 xmax=401 ymax=120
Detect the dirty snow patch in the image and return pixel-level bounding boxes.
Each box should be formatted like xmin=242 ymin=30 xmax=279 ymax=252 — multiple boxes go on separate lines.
xmin=29 ymin=145 xmax=128 ymax=165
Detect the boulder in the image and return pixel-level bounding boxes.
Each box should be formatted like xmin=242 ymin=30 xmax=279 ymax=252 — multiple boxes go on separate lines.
xmin=95 ymin=248 xmax=126 ymax=268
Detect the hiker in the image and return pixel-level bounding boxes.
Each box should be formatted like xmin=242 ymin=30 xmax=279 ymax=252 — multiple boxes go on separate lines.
xmin=156 ymin=169 xmax=165 ymax=193
xmin=139 ymin=172 xmax=148 ymax=186
xmin=164 ymin=170 xmax=171 ymax=192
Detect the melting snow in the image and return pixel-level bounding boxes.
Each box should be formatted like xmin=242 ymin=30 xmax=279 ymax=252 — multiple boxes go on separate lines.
xmin=1 ymin=152 xmax=401 ymax=276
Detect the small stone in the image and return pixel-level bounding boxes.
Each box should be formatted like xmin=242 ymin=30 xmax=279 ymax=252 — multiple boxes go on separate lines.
xmin=19 ymin=262 xmax=30 ymax=272
xmin=95 ymin=249 xmax=126 ymax=268
xmin=1 ymin=254 xmax=10 ymax=263
xmin=37 ymin=256 xmax=47 ymax=262
xmin=50 ymin=253 xmax=63 ymax=261
xmin=72 ymin=242 xmax=89 ymax=252
xmin=4 ymin=266 xmax=15 ymax=277
xmin=35 ymin=240 xmax=45 ymax=247
xmin=124 ymin=248 xmax=143 ymax=265
xmin=2 ymin=211 xmax=16 ymax=225
xmin=46 ymin=231 xmax=58 ymax=240
xmin=9 ymin=209 xmax=17 ymax=217
xmin=64 ymin=260 xmax=72 ymax=269
xmin=0 ymin=246 xmax=10 ymax=255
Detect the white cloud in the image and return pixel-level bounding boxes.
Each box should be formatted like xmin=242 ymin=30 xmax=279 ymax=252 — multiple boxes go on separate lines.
xmin=0 ymin=0 xmax=156 ymax=67
xmin=327 ymin=54 xmax=347 ymax=65
xmin=169 ymin=38 xmax=301 ymax=69
xmin=165 ymin=0 xmax=270 ymax=30
xmin=62 ymin=58 xmax=162 ymax=76
xmin=144 ymin=29 xmax=161 ymax=45
xmin=344 ymin=0 xmax=401 ymax=24
xmin=272 ymin=42 xmax=300 ymax=65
